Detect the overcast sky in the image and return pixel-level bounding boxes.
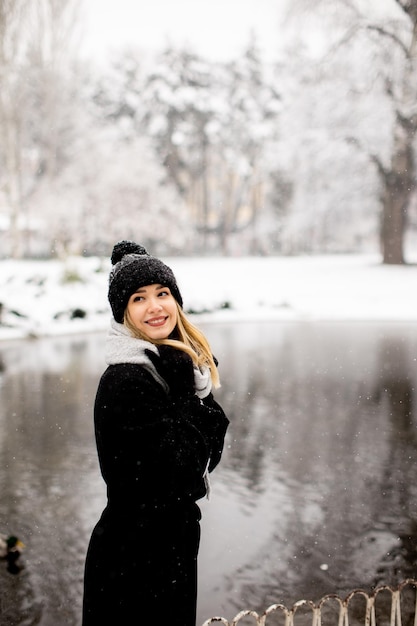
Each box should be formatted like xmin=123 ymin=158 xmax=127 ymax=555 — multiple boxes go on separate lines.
xmin=80 ymin=0 xmax=290 ymax=62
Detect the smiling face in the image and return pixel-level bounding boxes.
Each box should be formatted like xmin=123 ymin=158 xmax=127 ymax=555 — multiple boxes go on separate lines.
xmin=126 ymin=284 xmax=178 ymax=340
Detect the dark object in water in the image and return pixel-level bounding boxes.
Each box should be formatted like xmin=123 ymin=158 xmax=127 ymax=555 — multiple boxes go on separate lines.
xmin=0 ymin=534 xmax=25 ymax=574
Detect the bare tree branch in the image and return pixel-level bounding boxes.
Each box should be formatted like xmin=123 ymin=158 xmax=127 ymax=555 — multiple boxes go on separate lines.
xmin=318 ymin=23 xmax=359 ymax=61
xmin=369 ymin=154 xmax=388 ymax=181
xmin=345 ymin=135 xmax=387 ymax=179
xmin=393 ymin=0 xmax=417 ymax=25
xmin=396 ymin=109 xmax=417 ymax=131
xmin=366 ymin=24 xmax=410 ymax=58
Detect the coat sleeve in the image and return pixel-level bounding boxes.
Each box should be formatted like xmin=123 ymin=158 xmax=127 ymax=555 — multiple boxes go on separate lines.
xmin=179 ymin=392 xmax=229 ymax=473
xmin=94 ymin=364 xmax=211 ymax=504
xmin=144 ymin=345 xmax=229 ymax=473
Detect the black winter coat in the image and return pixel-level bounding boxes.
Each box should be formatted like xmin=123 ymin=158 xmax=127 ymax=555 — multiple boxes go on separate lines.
xmin=82 ymin=358 xmax=229 ymax=626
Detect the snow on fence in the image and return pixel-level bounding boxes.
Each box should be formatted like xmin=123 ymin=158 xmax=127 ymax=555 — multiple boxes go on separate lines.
xmin=201 ymin=579 xmax=417 ymax=626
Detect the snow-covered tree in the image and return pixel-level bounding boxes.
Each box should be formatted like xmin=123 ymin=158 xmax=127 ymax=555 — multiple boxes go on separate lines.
xmin=210 ymin=40 xmax=282 ymax=254
xmin=81 ymin=52 xmax=193 ymax=256
xmin=0 ymin=0 xmax=82 ymax=258
xmin=140 ymin=46 xmax=216 ymax=251
xmin=140 ymin=41 xmax=282 ymax=254
xmin=29 ymin=127 xmax=193 ymax=257
xmin=0 ymin=0 xmax=32 ymax=258
xmin=282 ymin=0 xmax=417 ymax=262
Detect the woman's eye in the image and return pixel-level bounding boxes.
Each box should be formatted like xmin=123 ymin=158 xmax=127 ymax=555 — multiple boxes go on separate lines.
xmin=158 ymin=290 xmax=169 ymax=297
xmin=132 ymin=295 xmax=144 ymax=302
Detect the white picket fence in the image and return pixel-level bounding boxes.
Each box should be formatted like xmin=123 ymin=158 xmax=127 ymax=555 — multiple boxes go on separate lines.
xmin=201 ymin=579 xmax=417 ymax=626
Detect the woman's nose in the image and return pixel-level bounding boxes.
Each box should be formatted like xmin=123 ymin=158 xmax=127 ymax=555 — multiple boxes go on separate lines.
xmin=148 ymin=297 xmax=163 ymax=312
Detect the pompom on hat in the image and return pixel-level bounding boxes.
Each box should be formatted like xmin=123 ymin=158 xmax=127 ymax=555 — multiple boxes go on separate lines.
xmin=108 ymin=241 xmax=183 ymax=323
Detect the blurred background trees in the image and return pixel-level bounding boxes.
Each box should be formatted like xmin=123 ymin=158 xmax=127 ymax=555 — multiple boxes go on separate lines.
xmin=0 ymin=0 xmax=416 ymax=262
xmin=286 ymin=0 xmax=417 ymax=263
xmin=0 ymin=0 xmax=83 ymax=257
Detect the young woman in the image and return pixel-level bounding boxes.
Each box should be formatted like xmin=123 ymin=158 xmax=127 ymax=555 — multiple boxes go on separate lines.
xmin=82 ymin=241 xmax=229 ymax=626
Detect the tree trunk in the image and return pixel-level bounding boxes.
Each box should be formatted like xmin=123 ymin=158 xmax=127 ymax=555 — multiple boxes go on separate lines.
xmin=380 ymin=117 xmax=414 ymax=264
xmin=380 ymin=1 xmax=417 ymax=264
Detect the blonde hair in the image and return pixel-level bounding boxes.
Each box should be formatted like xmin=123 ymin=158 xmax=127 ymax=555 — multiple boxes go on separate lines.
xmin=124 ymin=303 xmax=220 ymax=388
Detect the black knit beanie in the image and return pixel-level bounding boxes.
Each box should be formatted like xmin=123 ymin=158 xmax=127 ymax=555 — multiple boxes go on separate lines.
xmin=108 ymin=241 xmax=183 ymax=323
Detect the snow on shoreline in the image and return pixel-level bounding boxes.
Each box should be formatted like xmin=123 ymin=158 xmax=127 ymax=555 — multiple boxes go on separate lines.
xmin=1 ymin=254 xmax=417 ymax=342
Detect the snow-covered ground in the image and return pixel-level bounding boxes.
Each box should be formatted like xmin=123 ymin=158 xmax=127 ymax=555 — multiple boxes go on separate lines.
xmin=1 ymin=253 xmax=417 ymax=341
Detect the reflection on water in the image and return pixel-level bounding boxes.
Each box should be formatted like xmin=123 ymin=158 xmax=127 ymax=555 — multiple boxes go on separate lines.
xmin=198 ymin=322 xmax=417 ymax=621
xmin=0 ymin=323 xmax=417 ymax=625
xmin=0 ymin=335 xmax=105 ymax=626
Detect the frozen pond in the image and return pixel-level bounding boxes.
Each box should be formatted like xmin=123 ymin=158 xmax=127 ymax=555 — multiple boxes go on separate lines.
xmin=1 ymin=321 xmax=417 ymax=625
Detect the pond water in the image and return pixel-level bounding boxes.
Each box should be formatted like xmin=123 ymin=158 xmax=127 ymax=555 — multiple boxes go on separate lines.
xmin=0 ymin=321 xmax=417 ymax=625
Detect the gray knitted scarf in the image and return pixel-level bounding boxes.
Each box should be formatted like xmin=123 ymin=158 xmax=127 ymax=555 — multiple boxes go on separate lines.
xmin=105 ymin=319 xmax=213 ymax=399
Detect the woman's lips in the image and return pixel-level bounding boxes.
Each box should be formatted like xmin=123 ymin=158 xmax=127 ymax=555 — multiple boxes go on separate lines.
xmin=146 ymin=316 xmax=168 ymax=327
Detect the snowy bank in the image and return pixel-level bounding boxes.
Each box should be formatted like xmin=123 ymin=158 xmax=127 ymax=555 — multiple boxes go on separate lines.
xmin=1 ymin=254 xmax=417 ymax=341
